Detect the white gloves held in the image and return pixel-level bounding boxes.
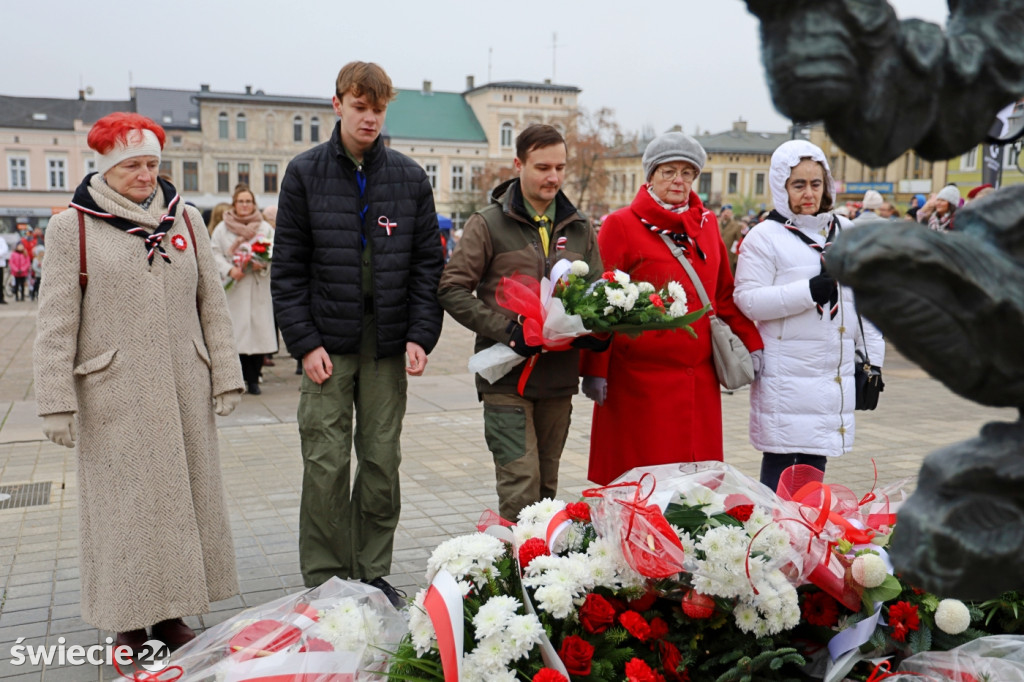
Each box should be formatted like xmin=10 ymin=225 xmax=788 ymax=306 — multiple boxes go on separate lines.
xmin=214 ymin=391 xmax=242 ymax=416
xmin=751 ymin=349 xmax=764 ymax=377
xmin=42 ymin=412 xmax=76 ymax=448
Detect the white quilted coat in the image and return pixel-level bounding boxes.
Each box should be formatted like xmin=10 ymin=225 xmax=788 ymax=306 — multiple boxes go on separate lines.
xmin=734 ymin=141 xmax=885 ymax=457
xmin=34 ymin=175 xmax=244 ymax=631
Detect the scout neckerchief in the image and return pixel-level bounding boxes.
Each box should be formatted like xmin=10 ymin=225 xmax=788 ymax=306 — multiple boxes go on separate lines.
xmin=768 ymin=209 xmax=840 ymax=319
xmin=70 ymin=173 xmax=181 ymax=265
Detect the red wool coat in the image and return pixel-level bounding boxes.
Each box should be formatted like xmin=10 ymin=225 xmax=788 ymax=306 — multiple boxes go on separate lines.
xmin=581 ymin=188 xmax=764 ymax=484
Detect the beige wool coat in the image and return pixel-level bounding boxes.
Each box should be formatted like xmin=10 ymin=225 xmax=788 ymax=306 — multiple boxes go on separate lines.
xmin=209 ymin=220 xmax=278 ymax=355
xmin=34 ymin=175 xmax=244 ymax=632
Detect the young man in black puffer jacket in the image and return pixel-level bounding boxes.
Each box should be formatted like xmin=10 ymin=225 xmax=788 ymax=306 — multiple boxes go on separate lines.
xmin=272 ymin=61 xmax=443 ymax=606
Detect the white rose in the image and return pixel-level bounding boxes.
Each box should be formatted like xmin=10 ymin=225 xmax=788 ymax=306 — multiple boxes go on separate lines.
xmin=570 ymin=261 xmax=589 ymax=277
xmin=851 ymin=553 xmax=887 ymax=588
xmin=935 ymin=599 xmax=971 ymax=634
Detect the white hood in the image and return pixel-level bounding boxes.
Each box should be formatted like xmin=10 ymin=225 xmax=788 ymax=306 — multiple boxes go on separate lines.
xmin=769 ymin=140 xmax=836 ymax=231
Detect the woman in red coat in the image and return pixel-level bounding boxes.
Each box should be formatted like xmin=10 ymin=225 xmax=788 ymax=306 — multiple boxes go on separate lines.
xmin=580 ymin=132 xmax=763 ymax=484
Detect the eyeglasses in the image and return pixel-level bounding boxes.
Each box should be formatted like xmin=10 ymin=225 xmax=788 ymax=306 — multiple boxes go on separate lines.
xmin=658 ymin=167 xmax=697 ymax=182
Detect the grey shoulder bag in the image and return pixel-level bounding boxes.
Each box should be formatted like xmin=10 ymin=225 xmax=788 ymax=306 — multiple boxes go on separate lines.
xmin=660 ymin=234 xmax=754 ymax=390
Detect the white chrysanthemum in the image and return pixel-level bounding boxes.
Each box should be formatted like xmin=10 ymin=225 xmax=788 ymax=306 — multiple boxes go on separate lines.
xmin=505 ymin=614 xmax=544 ymax=658
xmin=668 ymin=300 xmax=688 ymax=318
xmin=851 ymin=553 xmax=888 ymax=588
xmin=472 ymin=595 xmax=521 ymax=639
xmin=408 ymin=592 xmax=435 ymax=656
xmin=517 ymin=498 xmax=566 ymax=525
xmin=637 ymin=281 xmax=655 ymax=294
xmin=733 ymin=603 xmax=760 ymax=634
xmin=473 ymin=633 xmax=516 ymax=668
xmin=426 ymin=533 xmax=507 ymax=586
xmin=570 ymin=260 xmax=589 ymax=277
xmin=613 ymin=269 xmax=631 ymax=285
xmin=667 ymin=281 xmax=687 ymax=304
xmin=935 ymin=599 xmax=971 ymax=634
xmin=672 ymin=526 xmax=697 ymax=556
xmin=743 ymin=507 xmax=775 ymax=533
xmin=316 ymin=597 xmax=383 ymax=651
xmin=532 ymin=582 xmax=576 ymax=618
xmin=606 ymin=287 xmax=628 ymax=309
xmin=603 ymin=306 xmax=615 ymax=315
xmin=511 ymin=521 xmax=543 ymax=547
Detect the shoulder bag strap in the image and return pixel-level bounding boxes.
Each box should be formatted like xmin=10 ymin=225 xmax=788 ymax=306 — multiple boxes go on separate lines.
xmin=182 ymin=208 xmax=198 ymax=257
xmin=77 ymin=210 xmax=88 ymax=292
xmin=659 ymin=233 xmax=713 ymax=313
xmin=856 ymin=312 xmax=871 ymax=365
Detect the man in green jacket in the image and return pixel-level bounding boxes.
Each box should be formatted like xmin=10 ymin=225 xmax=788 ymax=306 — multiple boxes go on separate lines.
xmin=438 ymin=124 xmax=604 ymax=522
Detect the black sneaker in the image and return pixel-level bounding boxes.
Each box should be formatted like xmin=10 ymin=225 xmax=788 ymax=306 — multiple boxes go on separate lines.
xmin=363 ymin=577 xmax=406 ymax=608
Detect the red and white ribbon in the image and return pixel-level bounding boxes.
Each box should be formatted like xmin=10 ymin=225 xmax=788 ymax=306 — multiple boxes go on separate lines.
xmin=423 ymin=570 xmax=464 ymax=682
xmin=545 ymin=509 xmax=573 ymax=552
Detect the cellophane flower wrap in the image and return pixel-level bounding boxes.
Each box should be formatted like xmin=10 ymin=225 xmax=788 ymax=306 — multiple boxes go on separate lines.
xmin=875 ymin=634 xmax=1024 ymax=681
xmin=172 ymin=577 xmax=406 ymax=681
xmin=467 ymin=260 xmax=707 ymax=384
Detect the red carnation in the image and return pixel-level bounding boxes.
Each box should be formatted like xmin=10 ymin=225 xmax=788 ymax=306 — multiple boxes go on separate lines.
xmin=619 ymin=610 xmax=652 ymax=641
xmin=649 ymin=294 xmax=665 ymax=308
xmin=888 ymin=601 xmax=920 ymax=642
xmin=602 ymin=271 xmax=617 ymax=281
xmin=628 ymin=590 xmax=658 ymax=612
xmin=681 ymin=589 xmax=715 ymax=620
xmin=518 ymin=537 xmax=550 ymax=571
xmin=659 ymin=641 xmax=689 ymax=682
xmin=625 ymin=657 xmax=664 ymax=682
xmin=565 ymin=501 xmax=592 ymax=523
xmin=648 ymin=616 xmax=669 ymax=640
xmin=533 ymin=669 xmax=568 ymax=682
xmin=251 ymin=241 xmax=268 ymax=254
xmin=558 ymin=635 xmax=595 ymax=677
xmin=726 ymin=504 xmax=754 ymax=522
xmin=801 ymin=591 xmax=840 ymax=628
xmin=579 ymin=593 xmax=617 ymax=634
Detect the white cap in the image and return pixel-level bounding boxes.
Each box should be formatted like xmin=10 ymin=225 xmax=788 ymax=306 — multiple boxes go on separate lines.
xmin=862 ymin=190 xmax=883 ymax=210
xmin=96 ymin=128 xmax=162 ymax=176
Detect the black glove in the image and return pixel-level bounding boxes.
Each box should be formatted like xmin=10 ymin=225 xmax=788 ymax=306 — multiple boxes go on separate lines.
xmin=507 ymin=321 xmax=542 ymax=357
xmin=571 ymin=334 xmax=612 ymax=352
xmin=809 ymin=273 xmax=837 ymax=306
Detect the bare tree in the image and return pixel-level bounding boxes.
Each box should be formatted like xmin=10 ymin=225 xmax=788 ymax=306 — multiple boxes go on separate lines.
xmin=559 ymin=107 xmax=623 ymax=217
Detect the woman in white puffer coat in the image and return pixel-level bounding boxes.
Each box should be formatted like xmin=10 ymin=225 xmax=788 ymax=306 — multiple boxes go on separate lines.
xmin=734 ymin=140 xmax=885 ymax=490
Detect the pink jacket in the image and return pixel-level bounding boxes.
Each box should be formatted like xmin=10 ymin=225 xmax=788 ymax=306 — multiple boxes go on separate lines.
xmin=9 ymin=251 xmax=31 ymax=277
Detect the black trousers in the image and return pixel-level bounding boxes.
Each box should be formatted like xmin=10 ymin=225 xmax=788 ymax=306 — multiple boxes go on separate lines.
xmin=239 ymin=353 xmax=265 ymax=385
xmin=759 ymin=452 xmax=828 ymax=492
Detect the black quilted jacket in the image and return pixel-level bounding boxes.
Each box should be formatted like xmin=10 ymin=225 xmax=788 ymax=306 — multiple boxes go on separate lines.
xmin=271 ymin=124 xmax=444 ymax=359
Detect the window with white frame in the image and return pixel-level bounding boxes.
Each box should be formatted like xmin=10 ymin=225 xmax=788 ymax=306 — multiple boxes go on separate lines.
xmin=961 ymin=146 xmax=978 ymax=171
xmin=470 ymin=166 xmax=483 ymax=191
xmin=218 ymin=112 xmax=229 ymax=139
xmin=451 ymin=164 xmax=464 ymax=192
xmin=755 ymin=172 xmax=765 ymax=196
xmin=236 ymin=113 xmax=248 ymax=140
xmin=727 ymin=172 xmax=738 ymax=195
xmin=47 ymin=158 xmax=67 ymax=190
xmin=85 ymin=158 xmax=97 ymax=176
xmin=1004 ymin=144 xmax=1020 ymax=170
xmin=293 ymin=115 xmax=303 ymax=142
xmin=311 ymin=116 xmax=321 ymax=143
xmin=425 ymin=163 xmax=438 ymax=190
xmin=500 ymin=122 xmax=514 ymax=148
xmin=8 ymin=156 xmax=28 ymax=189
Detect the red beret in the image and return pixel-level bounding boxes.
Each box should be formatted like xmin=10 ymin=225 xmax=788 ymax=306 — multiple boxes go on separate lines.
xmin=967 ymin=184 xmax=993 ymax=199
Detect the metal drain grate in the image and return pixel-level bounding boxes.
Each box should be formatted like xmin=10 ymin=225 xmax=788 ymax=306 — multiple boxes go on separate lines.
xmin=0 ymin=482 xmax=53 ymax=510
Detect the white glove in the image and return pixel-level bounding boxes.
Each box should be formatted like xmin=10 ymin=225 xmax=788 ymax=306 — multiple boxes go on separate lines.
xmin=581 ymin=376 xmax=608 ymax=406
xmin=751 ymin=349 xmax=764 ymax=377
xmin=42 ymin=413 xmax=76 ymax=448
xmin=214 ymin=391 xmax=242 ymax=416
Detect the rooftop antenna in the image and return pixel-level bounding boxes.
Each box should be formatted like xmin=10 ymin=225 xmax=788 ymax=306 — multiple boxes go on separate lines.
xmin=488 ymin=47 xmax=492 ymax=83
xmin=551 ymin=32 xmax=563 ymax=81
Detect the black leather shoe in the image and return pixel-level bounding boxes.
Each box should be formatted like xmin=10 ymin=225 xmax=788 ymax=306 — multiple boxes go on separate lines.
xmin=363 ymin=577 xmax=406 ymax=608
xmin=247 ymin=381 xmax=261 ymax=395
xmin=152 ymin=618 xmax=196 ymax=651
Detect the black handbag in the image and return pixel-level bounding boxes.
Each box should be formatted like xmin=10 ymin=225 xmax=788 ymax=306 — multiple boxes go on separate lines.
xmin=854 ymin=314 xmax=884 ymax=410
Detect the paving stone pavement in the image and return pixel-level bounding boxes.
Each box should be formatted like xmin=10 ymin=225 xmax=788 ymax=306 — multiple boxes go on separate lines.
xmin=0 ymin=299 xmax=1017 ymax=679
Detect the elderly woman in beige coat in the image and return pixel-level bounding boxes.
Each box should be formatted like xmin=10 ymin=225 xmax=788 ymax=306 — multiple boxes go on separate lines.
xmin=33 ymin=112 xmax=244 ymax=655
xmin=210 ymin=184 xmax=277 ymax=395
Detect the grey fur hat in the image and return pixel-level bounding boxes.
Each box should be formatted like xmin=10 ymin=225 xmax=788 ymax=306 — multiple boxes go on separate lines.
xmin=642 ymin=132 xmax=707 ymax=181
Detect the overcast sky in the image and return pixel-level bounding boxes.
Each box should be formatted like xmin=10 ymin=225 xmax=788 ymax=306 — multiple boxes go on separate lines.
xmin=3 ymin=1 xmax=949 ymax=137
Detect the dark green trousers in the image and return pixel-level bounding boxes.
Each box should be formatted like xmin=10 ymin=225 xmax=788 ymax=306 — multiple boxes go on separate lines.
xmin=297 ymin=318 xmax=407 ymax=586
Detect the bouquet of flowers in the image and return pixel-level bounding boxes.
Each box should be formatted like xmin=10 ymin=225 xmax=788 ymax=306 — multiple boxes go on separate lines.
xmin=468 ymin=260 xmax=707 ymax=386
xmin=171 ymin=577 xmax=407 ymax=682
xmin=553 ymin=262 xmax=707 ymax=336
xmin=224 ymin=237 xmax=273 ymax=291
xmin=391 ymin=462 xmax=1024 ymax=682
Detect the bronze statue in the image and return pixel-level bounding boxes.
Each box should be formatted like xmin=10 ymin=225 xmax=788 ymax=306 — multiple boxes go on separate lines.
xmin=743 ymin=0 xmax=1024 ymax=598
xmin=743 ymin=0 xmax=1024 ymax=167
